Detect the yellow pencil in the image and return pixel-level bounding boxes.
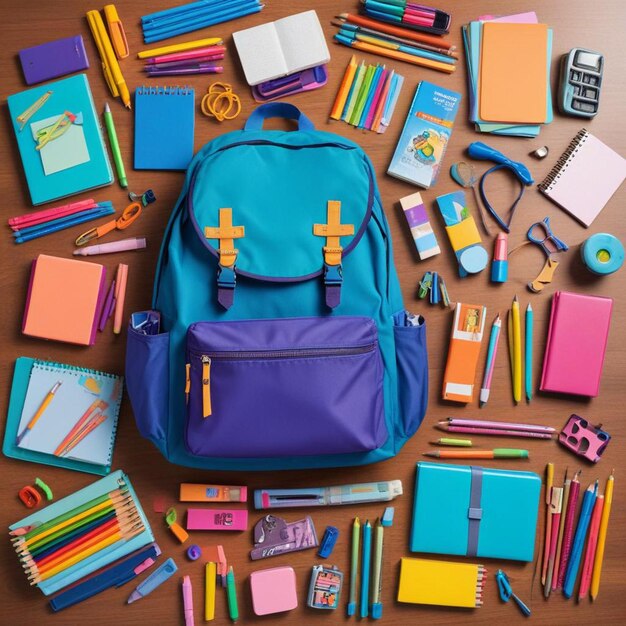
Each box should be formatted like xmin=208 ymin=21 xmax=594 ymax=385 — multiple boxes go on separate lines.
xmin=330 ymin=55 xmax=358 ymax=120
xmin=205 ymin=561 xmax=216 ymax=621
xmin=16 ymin=381 xmax=62 ymax=446
xmin=512 ymin=296 xmax=522 ymax=403
xmin=138 ymin=37 xmax=223 ymax=59
xmin=590 ymin=470 xmax=614 ymax=601
xmin=507 ymin=311 xmax=514 ymax=390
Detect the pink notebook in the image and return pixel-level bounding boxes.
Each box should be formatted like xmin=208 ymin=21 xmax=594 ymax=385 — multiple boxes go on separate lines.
xmin=538 ymin=129 xmax=626 ymax=227
xmin=540 ymin=291 xmax=613 ymax=397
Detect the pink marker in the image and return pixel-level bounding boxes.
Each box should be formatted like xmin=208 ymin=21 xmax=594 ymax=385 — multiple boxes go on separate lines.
xmin=182 ymin=576 xmax=194 ymax=626
xmin=9 ymin=198 xmax=96 ymax=230
xmin=186 ymin=509 xmax=248 ymax=531
xmin=74 ymin=237 xmax=147 ymax=256
xmin=145 ymin=45 xmax=226 ymax=64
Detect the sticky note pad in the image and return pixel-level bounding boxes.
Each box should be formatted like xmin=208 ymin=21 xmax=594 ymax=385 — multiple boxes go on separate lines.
xmin=250 ymin=567 xmax=298 ymax=615
xmin=186 ymin=509 xmax=248 ymax=531
xmin=22 ymin=254 xmax=106 ymax=346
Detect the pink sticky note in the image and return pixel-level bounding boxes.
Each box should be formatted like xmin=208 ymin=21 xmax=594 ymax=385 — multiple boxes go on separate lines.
xmin=186 ymin=508 xmax=248 ymax=531
xmin=250 ymin=567 xmax=298 ymax=615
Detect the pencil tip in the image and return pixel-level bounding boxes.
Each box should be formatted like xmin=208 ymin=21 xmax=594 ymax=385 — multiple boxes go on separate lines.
xmin=423 ymin=452 xmax=438 ymax=457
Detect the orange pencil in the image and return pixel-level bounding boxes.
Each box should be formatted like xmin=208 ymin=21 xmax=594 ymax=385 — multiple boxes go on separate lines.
xmin=424 ymin=449 xmax=528 ymax=459
xmin=330 ymin=55 xmax=358 ymax=120
xmin=53 ymin=400 xmax=108 ymax=456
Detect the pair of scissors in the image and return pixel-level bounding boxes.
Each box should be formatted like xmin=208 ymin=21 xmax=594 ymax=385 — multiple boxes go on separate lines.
xmin=526 ymin=217 xmax=569 ymax=258
xmin=75 ymin=189 xmax=155 ymax=247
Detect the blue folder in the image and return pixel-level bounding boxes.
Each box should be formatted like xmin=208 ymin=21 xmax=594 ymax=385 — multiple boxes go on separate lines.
xmin=7 ymin=74 xmax=112 ymax=205
xmin=410 ymin=462 xmax=541 ymax=561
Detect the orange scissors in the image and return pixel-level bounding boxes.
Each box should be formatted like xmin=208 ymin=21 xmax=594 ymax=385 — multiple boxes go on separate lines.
xmin=75 ymin=189 xmax=155 ymax=246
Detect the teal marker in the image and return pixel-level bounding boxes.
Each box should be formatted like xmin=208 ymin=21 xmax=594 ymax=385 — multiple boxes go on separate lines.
xmin=360 ymin=520 xmax=372 ymax=618
xmin=226 ymin=566 xmax=239 ymax=622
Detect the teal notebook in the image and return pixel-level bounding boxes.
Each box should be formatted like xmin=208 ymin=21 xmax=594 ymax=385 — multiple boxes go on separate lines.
xmin=7 ymin=74 xmax=112 ymax=205
xmin=9 ymin=470 xmax=154 ymax=596
xmin=410 ymin=462 xmax=541 ymax=561
xmin=3 ymin=357 xmax=123 ymax=476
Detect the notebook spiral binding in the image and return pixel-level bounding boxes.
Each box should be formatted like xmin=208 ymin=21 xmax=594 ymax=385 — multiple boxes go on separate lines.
xmin=538 ymin=128 xmax=589 ymax=191
xmin=136 ymin=85 xmax=193 ymax=96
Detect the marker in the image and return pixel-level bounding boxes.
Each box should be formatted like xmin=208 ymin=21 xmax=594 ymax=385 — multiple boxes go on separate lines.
xmin=182 ymin=575 xmax=194 ymax=626
xmin=491 ymin=232 xmax=508 ymax=282
xmin=431 ymin=437 xmax=473 ymax=447
xmin=205 ymin=562 xmax=216 ymax=621
xmin=424 ymin=449 xmax=529 ymax=459
xmin=127 ymin=558 xmax=178 ymax=603
xmin=360 ymin=520 xmax=371 ymax=618
xmin=103 ymin=102 xmax=127 ymax=187
xmin=74 ymin=237 xmax=147 ymax=256
xmin=226 ymin=566 xmax=239 ymax=623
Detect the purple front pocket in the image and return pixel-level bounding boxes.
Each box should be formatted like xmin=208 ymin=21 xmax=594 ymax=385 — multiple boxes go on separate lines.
xmin=185 ymin=316 xmax=386 ymax=458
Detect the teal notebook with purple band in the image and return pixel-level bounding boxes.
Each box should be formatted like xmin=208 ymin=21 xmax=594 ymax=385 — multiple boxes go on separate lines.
xmin=410 ymin=462 xmax=541 ymax=561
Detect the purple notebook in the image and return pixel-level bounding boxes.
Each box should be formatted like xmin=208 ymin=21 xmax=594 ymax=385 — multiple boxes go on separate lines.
xmin=19 ymin=36 xmax=89 ymax=85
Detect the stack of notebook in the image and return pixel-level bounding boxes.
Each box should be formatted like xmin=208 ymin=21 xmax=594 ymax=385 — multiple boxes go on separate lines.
xmin=462 ymin=12 xmax=553 ymax=137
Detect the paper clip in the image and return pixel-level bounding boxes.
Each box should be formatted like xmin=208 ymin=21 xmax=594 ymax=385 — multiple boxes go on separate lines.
xmin=75 ymin=189 xmax=156 ymax=246
xmin=17 ymin=90 xmax=52 ymax=131
xmin=496 ymin=569 xmax=531 ymax=617
xmin=35 ymin=111 xmax=77 ymax=150
xmin=201 ymin=82 xmax=241 ymax=122
xmin=35 ymin=478 xmax=53 ymax=501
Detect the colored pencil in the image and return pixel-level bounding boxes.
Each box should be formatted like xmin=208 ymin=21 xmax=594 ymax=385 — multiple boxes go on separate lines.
xmin=438 ymin=424 xmax=552 ymax=439
xmin=552 ymin=471 xmax=571 ymax=590
xmin=557 ymin=471 xmax=581 ymax=588
xmin=363 ymin=67 xmax=388 ymax=129
xmin=440 ymin=418 xmax=555 ymax=433
xmin=578 ymin=493 xmax=605 ymax=600
xmin=330 ymin=55 xmax=357 ymax=120
xmin=525 ymin=303 xmax=533 ymax=402
xmin=590 ymin=471 xmax=614 ymax=601
xmin=512 ymin=296 xmax=522 ymax=404
xmin=431 ymin=438 xmax=473 ymax=447
xmin=59 ymin=412 xmax=109 ymax=456
xmin=144 ymin=45 xmax=226 ymax=63
xmin=53 ymin=400 xmax=108 ymax=456
xmin=371 ymin=69 xmax=393 ymax=130
xmin=424 ymin=449 xmax=528 ymax=459
xmin=545 ymin=486 xmax=563 ymax=596
xmin=358 ymin=64 xmax=384 ymax=128
xmin=563 ymin=481 xmax=597 ymax=598
xmin=541 ymin=463 xmax=555 ymax=586
xmin=347 ymin=517 xmax=360 ymax=616
xmin=479 ymin=314 xmax=501 ymax=406
xmin=360 ymin=520 xmax=371 ymax=618
xmin=379 ymin=73 xmax=403 ymax=131
xmin=342 ymin=61 xmax=366 ymax=122
xmin=9 ymin=198 xmax=97 ymax=230
xmin=334 ymin=33 xmax=455 ymax=73
xmin=15 ymin=381 xmax=62 ymax=446
xmin=350 ymin=63 xmax=375 ymax=126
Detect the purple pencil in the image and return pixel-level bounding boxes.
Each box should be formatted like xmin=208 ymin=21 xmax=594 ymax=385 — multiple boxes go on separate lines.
xmin=437 ymin=424 xmax=553 ymax=439
xmin=445 ymin=418 xmax=555 ymax=433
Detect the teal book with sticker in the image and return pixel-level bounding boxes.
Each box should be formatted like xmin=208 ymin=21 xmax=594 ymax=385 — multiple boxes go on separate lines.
xmin=7 ymin=74 xmax=112 ymax=205
xmin=3 ymin=357 xmax=123 ymax=476
xmin=410 ymin=462 xmax=541 ymax=561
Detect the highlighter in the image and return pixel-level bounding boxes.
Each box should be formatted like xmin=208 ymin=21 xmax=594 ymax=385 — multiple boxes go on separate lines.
xmin=491 ymin=232 xmax=508 ymax=282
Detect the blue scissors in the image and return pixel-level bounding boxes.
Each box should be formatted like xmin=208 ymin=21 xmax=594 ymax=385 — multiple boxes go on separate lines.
xmin=527 ymin=217 xmax=569 ymax=258
xmin=496 ymin=569 xmax=531 ymax=617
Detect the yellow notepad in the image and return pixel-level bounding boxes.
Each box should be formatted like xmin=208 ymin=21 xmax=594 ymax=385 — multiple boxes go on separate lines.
xmin=397 ymin=557 xmax=485 ymax=608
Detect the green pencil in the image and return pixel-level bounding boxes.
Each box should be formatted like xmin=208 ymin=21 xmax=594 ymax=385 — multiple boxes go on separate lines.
xmin=342 ymin=61 xmax=365 ymax=122
xmin=349 ymin=64 xmax=375 ymax=126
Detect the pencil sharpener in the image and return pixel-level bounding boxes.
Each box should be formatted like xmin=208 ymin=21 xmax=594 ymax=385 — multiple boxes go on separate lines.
xmin=558 ymin=414 xmax=610 ymax=463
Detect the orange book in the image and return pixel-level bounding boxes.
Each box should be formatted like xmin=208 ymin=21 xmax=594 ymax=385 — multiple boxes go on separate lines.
xmin=22 ymin=254 xmax=106 ymax=346
xmin=479 ymin=22 xmax=548 ymax=124
xmin=442 ymin=303 xmax=487 ymax=403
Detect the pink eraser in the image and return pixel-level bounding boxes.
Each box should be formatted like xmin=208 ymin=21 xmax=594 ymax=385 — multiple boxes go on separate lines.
xmin=186 ymin=508 xmax=248 ymax=531
xmin=250 ymin=566 xmax=298 ymax=615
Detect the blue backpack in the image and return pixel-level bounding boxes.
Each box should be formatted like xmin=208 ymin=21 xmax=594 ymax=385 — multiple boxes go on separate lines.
xmin=125 ymin=103 xmax=428 ymax=470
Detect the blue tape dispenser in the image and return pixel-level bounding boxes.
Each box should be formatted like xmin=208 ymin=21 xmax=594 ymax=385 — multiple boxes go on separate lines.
xmin=467 ymin=142 xmax=534 ymax=233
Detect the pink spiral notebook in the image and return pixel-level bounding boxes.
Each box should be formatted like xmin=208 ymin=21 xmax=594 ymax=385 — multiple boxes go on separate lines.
xmin=540 ymin=291 xmax=613 ymax=397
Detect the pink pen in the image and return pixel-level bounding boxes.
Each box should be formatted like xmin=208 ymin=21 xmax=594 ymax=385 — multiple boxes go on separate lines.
xmin=146 ymin=56 xmax=224 ymax=70
xmin=9 ymin=198 xmax=96 ymax=230
xmin=445 ymin=418 xmax=555 ymax=433
xmin=182 ymin=576 xmax=194 ymax=626
xmin=146 ymin=45 xmax=226 ymax=64
xmin=74 ymin=237 xmax=147 ymax=256
xmin=438 ymin=424 xmax=553 ymax=439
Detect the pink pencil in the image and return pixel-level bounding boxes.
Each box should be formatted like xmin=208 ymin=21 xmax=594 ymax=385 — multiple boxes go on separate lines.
xmin=445 ymin=418 xmax=554 ymax=433
xmin=578 ymin=494 xmax=605 ymax=600
xmin=557 ymin=471 xmax=581 ymax=588
xmin=364 ymin=68 xmax=388 ymax=130
xmin=9 ymin=198 xmax=96 ymax=230
xmin=145 ymin=45 xmax=226 ymax=64
xmin=438 ymin=423 xmax=553 ymax=439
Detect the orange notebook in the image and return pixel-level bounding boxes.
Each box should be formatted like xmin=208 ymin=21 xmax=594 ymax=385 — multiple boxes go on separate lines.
xmin=442 ymin=303 xmax=487 ymax=403
xmin=479 ymin=22 xmax=548 ymax=124
xmin=22 ymin=255 xmax=107 ymax=346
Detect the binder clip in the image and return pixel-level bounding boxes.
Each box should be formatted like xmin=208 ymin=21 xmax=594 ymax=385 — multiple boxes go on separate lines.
xmin=250 ymin=514 xmax=318 ymax=560
xmin=496 ymin=569 xmax=531 ymax=617
xmin=559 ymin=414 xmax=610 ymax=463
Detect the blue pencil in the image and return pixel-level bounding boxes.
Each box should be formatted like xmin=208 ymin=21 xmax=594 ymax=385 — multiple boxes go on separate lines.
xmin=360 ymin=520 xmax=371 ymax=618
xmin=563 ymin=481 xmax=597 ymax=598
xmin=525 ymin=303 xmax=533 ymax=403
xmin=142 ymin=0 xmax=234 ymax=23
xmin=13 ymin=204 xmax=115 ymax=244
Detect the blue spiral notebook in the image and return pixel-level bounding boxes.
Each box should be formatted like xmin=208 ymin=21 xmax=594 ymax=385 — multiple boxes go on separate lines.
xmin=3 ymin=357 xmax=123 ymax=476
xmin=7 ymin=74 xmax=112 ymax=205
xmin=134 ymin=85 xmax=195 ymax=170
xmin=410 ymin=462 xmax=541 ymax=561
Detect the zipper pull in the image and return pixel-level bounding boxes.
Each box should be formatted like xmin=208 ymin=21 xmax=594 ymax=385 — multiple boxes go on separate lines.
xmin=201 ymin=355 xmax=212 ymax=417
xmin=185 ymin=363 xmax=190 ymax=405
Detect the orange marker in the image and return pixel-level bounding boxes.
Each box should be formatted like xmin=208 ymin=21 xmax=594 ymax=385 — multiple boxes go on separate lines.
xmin=113 ymin=263 xmax=128 ymax=334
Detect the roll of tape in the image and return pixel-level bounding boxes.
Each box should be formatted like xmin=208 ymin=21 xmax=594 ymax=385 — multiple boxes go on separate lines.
xmin=459 ymin=246 xmax=489 ymax=274
xmin=581 ymin=233 xmax=624 ymax=275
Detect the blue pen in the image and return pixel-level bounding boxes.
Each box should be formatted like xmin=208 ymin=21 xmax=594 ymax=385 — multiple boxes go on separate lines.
xmin=14 ymin=204 xmax=115 ymax=244
xmin=127 ymin=557 xmax=178 ymax=603
xmin=525 ymin=303 xmax=533 ymax=403
xmin=142 ymin=0 xmax=233 ymax=23
xmin=563 ymin=481 xmax=597 ymax=598
xmin=49 ymin=543 xmax=161 ymax=611
xmin=358 ymin=64 xmax=384 ymax=128
xmin=143 ymin=0 xmax=254 ymax=29
xmin=360 ymin=520 xmax=372 ymax=618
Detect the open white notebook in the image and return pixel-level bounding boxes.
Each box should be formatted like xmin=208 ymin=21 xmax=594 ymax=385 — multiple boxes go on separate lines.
xmin=233 ymin=10 xmax=330 ymax=86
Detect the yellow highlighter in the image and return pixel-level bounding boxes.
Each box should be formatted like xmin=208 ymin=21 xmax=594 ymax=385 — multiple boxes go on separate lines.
xmin=205 ymin=561 xmax=216 ymax=621
xmin=104 ymin=4 xmax=129 ymax=59
xmin=138 ymin=37 xmax=223 ymax=59
xmin=86 ymin=9 xmax=131 ymax=108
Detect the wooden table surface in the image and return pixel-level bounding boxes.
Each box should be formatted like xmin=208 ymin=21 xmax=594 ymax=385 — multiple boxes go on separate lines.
xmin=1 ymin=1 xmax=624 ymax=624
